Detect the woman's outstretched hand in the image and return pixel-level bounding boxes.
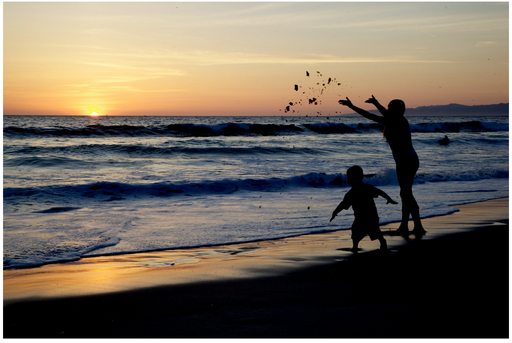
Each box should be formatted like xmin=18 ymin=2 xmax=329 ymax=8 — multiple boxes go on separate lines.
xmin=365 ymin=95 xmax=378 ymax=105
xmin=338 ymin=97 xmax=352 ymax=107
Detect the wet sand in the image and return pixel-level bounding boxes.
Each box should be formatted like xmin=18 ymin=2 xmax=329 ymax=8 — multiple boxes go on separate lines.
xmin=4 ymin=198 xmax=509 ymax=338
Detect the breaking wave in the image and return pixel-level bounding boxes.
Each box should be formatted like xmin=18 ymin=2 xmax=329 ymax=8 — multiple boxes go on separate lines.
xmin=4 ymin=120 xmax=507 ymax=138
xmin=4 ymin=168 xmax=508 ymax=201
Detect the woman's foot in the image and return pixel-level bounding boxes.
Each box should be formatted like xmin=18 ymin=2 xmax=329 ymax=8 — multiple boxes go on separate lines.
xmin=390 ymin=227 xmax=409 ymax=236
xmin=411 ymin=227 xmax=426 ymax=236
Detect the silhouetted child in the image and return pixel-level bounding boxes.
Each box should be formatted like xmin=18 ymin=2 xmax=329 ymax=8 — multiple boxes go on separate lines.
xmin=330 ymin=165 xmax=398 ymax=252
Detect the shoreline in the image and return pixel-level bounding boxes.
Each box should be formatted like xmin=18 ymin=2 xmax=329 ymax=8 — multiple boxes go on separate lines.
xmin=4 ymin=197 xmax=508 ymax=302
xmin=2 ymin=196 xmax=505 ymax=271
xmin=4 ymin=197 xmax=509 ymax=338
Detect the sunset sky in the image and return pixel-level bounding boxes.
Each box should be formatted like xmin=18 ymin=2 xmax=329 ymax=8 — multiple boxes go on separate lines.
xmin=4 ymin=2 xmax=509 ymax=116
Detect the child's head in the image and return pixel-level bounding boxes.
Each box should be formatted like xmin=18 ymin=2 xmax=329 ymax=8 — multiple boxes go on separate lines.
xmin=347 ymin=165 xmax=364 ymax=186
xmin=387 ymin=99 xmax=406 ymax=118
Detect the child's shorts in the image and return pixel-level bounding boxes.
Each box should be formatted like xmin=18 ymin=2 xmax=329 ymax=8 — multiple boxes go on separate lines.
xmin=351 ymin=218 xmax=382 ymax=242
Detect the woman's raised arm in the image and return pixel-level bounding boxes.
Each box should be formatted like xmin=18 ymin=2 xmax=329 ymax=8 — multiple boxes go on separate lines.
xmin=339 ymin=97 xmax=386 ymax=124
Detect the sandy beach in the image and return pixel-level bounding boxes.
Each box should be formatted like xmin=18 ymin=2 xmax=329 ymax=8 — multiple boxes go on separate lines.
xmin=4 ymin=197 xmax=509 ymax=338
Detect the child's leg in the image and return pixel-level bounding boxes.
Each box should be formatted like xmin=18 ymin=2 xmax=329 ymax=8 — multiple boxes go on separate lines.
xmin=351 ymin=225 xmax=362 ymax=253
xmin=378 ymin=236 xmax=387 ymax=250
xmin=351 ymin=237 xmax=361 ymax=253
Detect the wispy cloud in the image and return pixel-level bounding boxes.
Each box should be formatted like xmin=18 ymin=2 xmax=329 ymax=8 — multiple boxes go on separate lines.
xmin=475 ymin=41 xmax=498 ymax=47
xmin=83 ymin=48 xmax=457 ymax=65
xmin=79 ymin=61 xmax=185 ymax=77
xmin=147 ymin=51 xmax=457 ymax=66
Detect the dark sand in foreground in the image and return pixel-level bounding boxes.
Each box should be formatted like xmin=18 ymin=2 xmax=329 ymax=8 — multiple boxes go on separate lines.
xmin=4 ymin=198 xmax=509 ymax=338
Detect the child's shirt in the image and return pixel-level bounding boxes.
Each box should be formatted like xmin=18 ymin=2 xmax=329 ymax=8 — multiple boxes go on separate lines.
xmin=338 ymin=183 xmax=380 ymax=221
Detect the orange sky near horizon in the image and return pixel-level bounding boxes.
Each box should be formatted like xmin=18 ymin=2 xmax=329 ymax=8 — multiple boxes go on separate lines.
xmin=3 ymin=2 xmax=509 ymax=116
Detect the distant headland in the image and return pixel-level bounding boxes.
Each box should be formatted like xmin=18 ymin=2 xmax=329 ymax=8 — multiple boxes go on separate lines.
xmin=357 ymin=103 xmax=509 ymax=116
xmin=405 ymin=103 xmax=509 ymax=116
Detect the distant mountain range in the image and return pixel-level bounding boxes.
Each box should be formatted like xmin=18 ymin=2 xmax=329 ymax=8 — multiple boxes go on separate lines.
xmin=360 ymin=103 xmax=508 ymax=116
xmin=406 ymin=103 xmax=509 ymax=116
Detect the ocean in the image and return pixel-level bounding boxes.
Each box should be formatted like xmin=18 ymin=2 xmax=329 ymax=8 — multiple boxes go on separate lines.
xmin=3 ymin=115 xmax=509 ymax=269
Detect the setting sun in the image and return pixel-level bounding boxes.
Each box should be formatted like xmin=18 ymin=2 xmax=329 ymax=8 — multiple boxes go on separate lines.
xmin=86 ymin=105 xmax=101 ymax=116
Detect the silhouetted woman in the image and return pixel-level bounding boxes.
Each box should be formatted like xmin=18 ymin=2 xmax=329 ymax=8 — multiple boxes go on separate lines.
xmin=339 ymin=95 xmax=426 ymax=236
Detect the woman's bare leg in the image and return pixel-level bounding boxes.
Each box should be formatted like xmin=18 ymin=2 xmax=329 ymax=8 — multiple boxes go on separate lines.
xmin=395 ymin=157 xmax=425 ymax=235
